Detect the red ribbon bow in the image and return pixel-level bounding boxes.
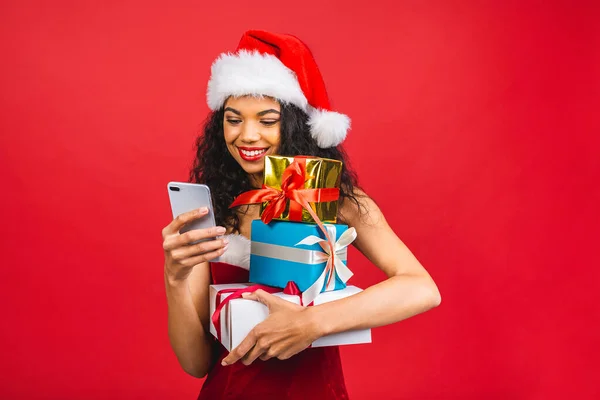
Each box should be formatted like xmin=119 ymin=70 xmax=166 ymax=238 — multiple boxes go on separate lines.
xmin=229 ymin=157 xmax=340 ymax=224
xmin=212 ymin=281 xmax=305 ymax=342
xmin=229 ymin=157 xmax=341 ymax=293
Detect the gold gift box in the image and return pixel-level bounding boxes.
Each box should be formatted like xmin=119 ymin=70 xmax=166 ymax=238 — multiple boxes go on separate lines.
xmin=262 ymin=155 xmax=343 ymax=223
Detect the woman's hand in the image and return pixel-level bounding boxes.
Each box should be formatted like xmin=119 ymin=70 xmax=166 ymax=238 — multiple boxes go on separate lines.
xmin=162 ymin=207 xmax=228 ymax=283
xmin=221 ymin=289 xmax=323 ymax=366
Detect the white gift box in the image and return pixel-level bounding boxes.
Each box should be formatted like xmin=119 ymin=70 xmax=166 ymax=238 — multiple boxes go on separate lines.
xmin=209 ymin=283 xmax=372 ymax=351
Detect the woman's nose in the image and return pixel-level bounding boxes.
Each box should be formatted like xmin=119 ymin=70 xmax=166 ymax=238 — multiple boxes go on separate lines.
xmin=239 ymin=122 xmax=261 ymax=143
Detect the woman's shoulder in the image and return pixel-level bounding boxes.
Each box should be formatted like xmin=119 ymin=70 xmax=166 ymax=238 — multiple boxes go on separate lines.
xmin=337 ymin=186 xmax=383 ymax=228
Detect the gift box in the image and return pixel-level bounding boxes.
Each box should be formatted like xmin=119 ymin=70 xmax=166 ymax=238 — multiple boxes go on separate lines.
xmin=209 ymin=283 xmax=371 ymax=351
xmin=262 ymin=155 xmax=342 ymax=224
xmin=250 ymin=219 xmax=355 ymax=305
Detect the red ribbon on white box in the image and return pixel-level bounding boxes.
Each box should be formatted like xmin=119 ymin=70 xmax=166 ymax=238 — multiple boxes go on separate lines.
xmin=211 ymin=282 xmax=303 ymax=343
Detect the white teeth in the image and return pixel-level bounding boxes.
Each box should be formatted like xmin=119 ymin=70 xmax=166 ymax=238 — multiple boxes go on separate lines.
xmin=240 ymin=148 xmax=267 ymax=157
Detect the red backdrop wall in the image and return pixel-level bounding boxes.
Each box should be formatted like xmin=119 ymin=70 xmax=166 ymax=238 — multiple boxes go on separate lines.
xmin=1 ymin=1 xmax=598 ymax=399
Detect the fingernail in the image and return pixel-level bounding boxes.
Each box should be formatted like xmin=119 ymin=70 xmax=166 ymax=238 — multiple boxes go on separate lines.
xmin=216 ymin=226 xmax=226 ymax=234
xmin=221 ymin=360 xmax=228 ymax=366
xmin=222 ymin=238 xmax=229 ymax=245
xmin=222 ymin=244 xmax=229 ymax=252
xmin=242 ymin=292 xmax=249 ymax=298
xmin=198 ymin=207 xmax=208 ymax=214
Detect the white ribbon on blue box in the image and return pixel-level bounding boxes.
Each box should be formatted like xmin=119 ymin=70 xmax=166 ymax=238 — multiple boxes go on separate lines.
xmin=249 ymin=220 xmax=356 ymax=305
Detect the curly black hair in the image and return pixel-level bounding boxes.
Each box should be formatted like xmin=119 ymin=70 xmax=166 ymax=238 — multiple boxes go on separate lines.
xmin=189 ymin=100 xmax=362 ymax=233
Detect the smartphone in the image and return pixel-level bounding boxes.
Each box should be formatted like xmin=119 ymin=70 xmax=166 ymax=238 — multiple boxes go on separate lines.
xmin=167 ymin=182 xmax=218 ymax=245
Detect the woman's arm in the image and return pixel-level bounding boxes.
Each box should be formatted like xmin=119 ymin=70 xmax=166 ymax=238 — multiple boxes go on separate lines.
xmin=162 ymin=208 xmax=228 ymax=378
xmin=222 ymin=190 xmax=441 ymax=366
xmin=307 ymin=191 xmax=441 ymax=335
xmin=164 ymin=263 xmax=213 ymax=378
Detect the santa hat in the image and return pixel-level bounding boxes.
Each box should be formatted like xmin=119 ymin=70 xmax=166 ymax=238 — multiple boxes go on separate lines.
xmin=207 ymin=30 xmax=350 ymax=148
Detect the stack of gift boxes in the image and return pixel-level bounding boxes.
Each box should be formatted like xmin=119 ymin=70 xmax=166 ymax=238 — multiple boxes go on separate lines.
xmin=209 ymin=155 xmax=371 ymax=351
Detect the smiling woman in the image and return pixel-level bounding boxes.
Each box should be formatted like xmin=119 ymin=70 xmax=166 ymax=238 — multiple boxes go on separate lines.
xmin=222 ymin=97 xmax=282 ymax=182
xmin=161 ymin=29 xmax=441 ymax=400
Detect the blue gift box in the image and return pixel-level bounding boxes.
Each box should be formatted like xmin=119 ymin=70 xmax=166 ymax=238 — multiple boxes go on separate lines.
xmin=250 ymin=220 xmax=350 ymax=293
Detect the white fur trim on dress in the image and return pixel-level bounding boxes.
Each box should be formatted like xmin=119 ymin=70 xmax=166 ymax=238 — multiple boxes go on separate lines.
xmin=308 ymin=107 xmax=351 ymax=148
xmin=217 ymin=233 xmax=251 ymax=270
xmin=207 ymin=50 xmax=308 ymax=111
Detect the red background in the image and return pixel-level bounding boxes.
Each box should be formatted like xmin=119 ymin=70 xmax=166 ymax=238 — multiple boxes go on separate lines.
xmin=1 ymin=1 xmax=598 ymax=399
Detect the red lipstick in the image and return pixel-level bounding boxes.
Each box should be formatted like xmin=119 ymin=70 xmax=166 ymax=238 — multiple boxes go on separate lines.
xmin=238 ymin=146 xmax=269 ymax=162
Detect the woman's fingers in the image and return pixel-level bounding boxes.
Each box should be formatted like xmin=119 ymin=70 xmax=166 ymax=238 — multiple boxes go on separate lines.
xmin=179 ymin=226 xmax=227 ymax=246
xmin=259 ymin=348 xmax=278 ymax=361
xmin=240 ymin=341 xmax=267 ymax=366
xmin=178 ymin=246 xmax=227 ymax=266
xmin=222 ymin=329 xmax=258 ymax=366
xmin=163 ymin=225 xmax=227 ymax=251
xmin=171 ymin=238 xmax=228 ymax=261
xmin=161 ymin=208 xmax=229 ymax=282
xmin=162 ymin=207 xmax=207 ymax=238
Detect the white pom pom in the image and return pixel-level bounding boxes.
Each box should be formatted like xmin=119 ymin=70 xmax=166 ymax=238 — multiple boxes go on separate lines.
xmin=308 ymin=108 xmax=351 ymax=148
xmin=217 ymin=234 xmax=251 ymax=270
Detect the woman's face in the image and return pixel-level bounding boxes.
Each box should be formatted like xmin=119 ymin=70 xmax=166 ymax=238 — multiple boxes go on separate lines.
xmin=223 ymin=95 xmax=281 ymax=178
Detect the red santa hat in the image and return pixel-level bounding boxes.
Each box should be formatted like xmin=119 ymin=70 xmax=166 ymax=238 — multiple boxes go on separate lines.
xmin=207 ymin=30 xmax=350 ymax=148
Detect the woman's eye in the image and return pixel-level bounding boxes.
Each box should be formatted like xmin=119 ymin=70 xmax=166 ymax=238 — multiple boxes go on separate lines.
xmin=226 ymin=119 xmax=242 ymax=125
xmin=261 ymin=120 xmax=279 ymax=126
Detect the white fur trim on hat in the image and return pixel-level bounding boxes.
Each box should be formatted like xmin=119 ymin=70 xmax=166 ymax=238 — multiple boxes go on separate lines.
xmin=308 ymin=107 xmax=351 ymax=148
xmin=207 ymin=50 xmax=308 ymax=111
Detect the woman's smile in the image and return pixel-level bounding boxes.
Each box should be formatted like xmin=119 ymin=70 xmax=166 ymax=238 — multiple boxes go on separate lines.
xmin=237 ymin=146 xmax=269 ymax=161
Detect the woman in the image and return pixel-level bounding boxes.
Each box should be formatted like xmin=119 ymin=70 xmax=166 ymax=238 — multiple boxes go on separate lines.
xmin=162 ymin=30 xmax=441 ymax=399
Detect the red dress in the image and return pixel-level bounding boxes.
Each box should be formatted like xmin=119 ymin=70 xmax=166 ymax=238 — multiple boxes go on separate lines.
xmin=197 ymin=261 xmax=349 ymax=400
